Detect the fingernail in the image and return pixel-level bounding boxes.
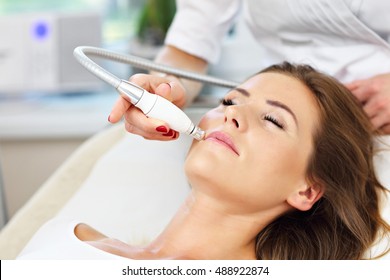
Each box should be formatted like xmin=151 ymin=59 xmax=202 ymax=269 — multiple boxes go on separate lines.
xmin=156 ymin=126 xmax=168 ymax=133
xmin=163 ymin=129 xmax=174 ymax=137
xmin=108 ymin=115 xmax=111 ymax=122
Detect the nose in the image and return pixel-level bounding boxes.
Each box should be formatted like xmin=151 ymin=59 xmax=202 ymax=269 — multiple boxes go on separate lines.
xmin=224 ymin=115 xmax=239 ymax=128
xmin=224 ymin=106 xmax=246 ymax=131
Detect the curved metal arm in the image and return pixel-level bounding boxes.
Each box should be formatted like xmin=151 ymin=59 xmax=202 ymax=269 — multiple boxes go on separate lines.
xmin=73 ymin=46 xmax=240 ymax=89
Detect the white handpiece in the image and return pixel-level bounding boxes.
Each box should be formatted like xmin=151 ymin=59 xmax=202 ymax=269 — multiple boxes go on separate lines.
xmin=117 ymin=80 xmax=205 ymax=140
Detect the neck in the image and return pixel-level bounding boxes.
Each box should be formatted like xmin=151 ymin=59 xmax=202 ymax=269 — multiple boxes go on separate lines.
xmin=136 ymin=191 xmax=277 ymax=260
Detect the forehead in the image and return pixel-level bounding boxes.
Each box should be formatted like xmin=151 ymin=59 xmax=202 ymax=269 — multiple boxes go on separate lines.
xmin=241 ymin=72 xmax=318 ymax=107
xmin=242 ymin=72 xmax=321 ymax=132
xmin=242 ymin=72 xmax=309 ymax=96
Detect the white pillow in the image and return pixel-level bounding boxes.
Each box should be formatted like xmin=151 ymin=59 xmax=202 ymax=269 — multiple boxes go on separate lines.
xmin=56 ymin=132 xmax=192 ymax=245
xmin=56 ymin=108 xmax=206 ymax=244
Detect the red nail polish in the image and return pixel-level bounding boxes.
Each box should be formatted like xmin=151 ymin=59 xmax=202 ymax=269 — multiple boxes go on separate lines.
xmin=156 ymin=126 xmax=168 ymax=133
xmin=163 ymin=129 xmax=174 ymax=137
xmin=108 ymin=115 xmax=111 ymax=122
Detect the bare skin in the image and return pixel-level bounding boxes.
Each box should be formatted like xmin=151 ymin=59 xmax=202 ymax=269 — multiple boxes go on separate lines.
xmin=346 ymin=73 xmax=390 ymax=134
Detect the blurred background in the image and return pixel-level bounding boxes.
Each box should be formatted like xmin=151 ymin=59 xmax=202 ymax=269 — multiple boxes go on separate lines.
xmin=0 ymin=0 xmax=262 ymax=228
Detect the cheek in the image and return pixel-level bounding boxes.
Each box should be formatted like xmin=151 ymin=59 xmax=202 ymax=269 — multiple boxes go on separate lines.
xmin=245 ymin=137 xmax=312 ymax=192
xmin=197 ymin=108 xmax=223 ymax=130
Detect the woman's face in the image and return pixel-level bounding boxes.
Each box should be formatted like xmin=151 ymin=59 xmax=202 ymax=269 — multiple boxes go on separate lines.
xmin=185 ymin=72 xmax=321 ymax=215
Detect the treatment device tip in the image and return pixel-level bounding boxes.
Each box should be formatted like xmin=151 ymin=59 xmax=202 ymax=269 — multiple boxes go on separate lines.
xmin=191 ymin=126 xmax=206 ymax=141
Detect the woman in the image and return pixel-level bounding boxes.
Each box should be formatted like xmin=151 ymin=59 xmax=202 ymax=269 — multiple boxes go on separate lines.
xmin=19 ymin=62 xmax=389 ymax=259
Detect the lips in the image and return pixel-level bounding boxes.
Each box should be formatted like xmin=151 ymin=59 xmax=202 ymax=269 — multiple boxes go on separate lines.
xmin=205 ymin=131 xmax=239 ymax=155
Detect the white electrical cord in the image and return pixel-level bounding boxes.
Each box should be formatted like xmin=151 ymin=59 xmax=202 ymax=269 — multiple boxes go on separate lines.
xmin=73 ymin=46 xmax=239 ymax=140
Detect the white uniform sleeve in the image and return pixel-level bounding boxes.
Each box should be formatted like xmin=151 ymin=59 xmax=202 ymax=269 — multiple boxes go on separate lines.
xmin=165 ymin=0 xmax=242 ymax=64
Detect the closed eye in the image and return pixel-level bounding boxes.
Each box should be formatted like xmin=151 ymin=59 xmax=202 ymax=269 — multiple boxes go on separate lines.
xmin=221 ymin=98 xmax=234 ymax=106
xmin=264 ymin=114 xmax=284 ymax=129
xmin=221 ymin=98 xmax=285 ymax=130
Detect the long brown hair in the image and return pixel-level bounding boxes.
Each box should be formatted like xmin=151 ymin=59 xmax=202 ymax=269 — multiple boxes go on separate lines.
xmin=255 ymin=62 xmax=390 ymax=259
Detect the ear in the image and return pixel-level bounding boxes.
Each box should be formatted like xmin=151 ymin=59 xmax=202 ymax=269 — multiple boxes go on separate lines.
xmin=286 ymin=183 xmax=324 ymax=211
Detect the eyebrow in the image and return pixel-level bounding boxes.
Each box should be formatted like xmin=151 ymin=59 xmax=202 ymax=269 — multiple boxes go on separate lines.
xmin=266 ymin=100 xmax=298 ymax=125
xmin=234 ymin=87 xmax=250 ymax=97
xmin=234 ymin=87 xmax=298 ymax=125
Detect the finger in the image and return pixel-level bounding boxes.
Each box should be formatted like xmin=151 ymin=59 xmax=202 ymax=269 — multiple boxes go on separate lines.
xmin=365 ymin=92 xmax=390 ymax=119
xmin=130 ymin=74 xmax=186 ymax=108
xmin=349 ymin=85 xmax=374 ymax=104
xmin=379 ymin=123 xmax=390 ymax=135
xmin=155 ymin=83 xmax=173 ymax=101
xmin=363 ymin=97 xmax=380 ymax=118
xmin=371 ymin=113 xmax=388 ymax=131
xmin=109 ymin=97 xmax=131 ymax=123
xmin=154 ymin=81 xmax=186 ymax=108
xmin=123 ymin=106 xmax=180 ymax=139
xmin=345 ymin=80 xmax=361 ymax=91
xmin=167 ymin=79 xmax=186 ymax=108
xmin=124 ymin=121 xmax=179 ymax=141
xmin=124 ymin=106 xmax=166 ymax=133
xmin=130 ymin=74 xmax=171 ymax=94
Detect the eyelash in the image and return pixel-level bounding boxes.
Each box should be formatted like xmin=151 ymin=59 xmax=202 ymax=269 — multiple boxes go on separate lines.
xmin=221 ymin=98 xmax=234 ymax=106
xmin=221 ymin=98 xmax=284 ymax=129
xmin=263 ymin=115 xmax=284 ymax=129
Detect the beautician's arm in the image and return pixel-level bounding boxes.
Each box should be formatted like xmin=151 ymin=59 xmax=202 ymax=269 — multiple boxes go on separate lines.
xmin=154 ymin=45 xmax=208 ymax=106
xmin=346 ymin=72 xmax=390 ymax=134
xmin=108 ymin=45 xmax=209 ymax=140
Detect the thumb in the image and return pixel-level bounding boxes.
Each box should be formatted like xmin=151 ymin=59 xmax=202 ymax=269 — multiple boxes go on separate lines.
xmin=155 ymin=83 xmax=173 ymax=102
xmin=345 ymin=81 xmax=358 ymax=91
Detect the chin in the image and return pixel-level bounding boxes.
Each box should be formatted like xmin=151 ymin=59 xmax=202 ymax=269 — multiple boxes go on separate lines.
xmin=184 ymin=146 xmax=222 ymax=188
